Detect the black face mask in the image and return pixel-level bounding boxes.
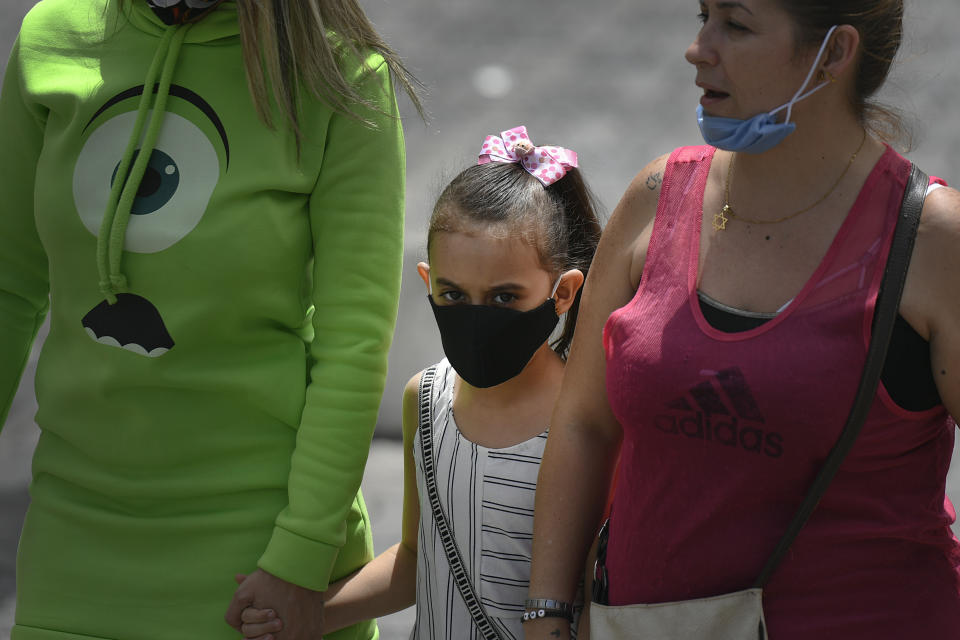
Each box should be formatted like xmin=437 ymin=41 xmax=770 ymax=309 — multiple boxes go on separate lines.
xmin=428 ymin=294 xmax=559 ymax=388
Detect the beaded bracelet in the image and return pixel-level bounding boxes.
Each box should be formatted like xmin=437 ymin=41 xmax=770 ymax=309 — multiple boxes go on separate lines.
xmin=520 ymin=598 xmax=574 ymax=623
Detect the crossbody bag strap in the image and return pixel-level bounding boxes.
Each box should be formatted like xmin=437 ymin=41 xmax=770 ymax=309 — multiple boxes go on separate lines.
xmin=754 ymin=163 xmax=930 ymax=588
xmin=417 ymin=366 xmax=504 ymax=640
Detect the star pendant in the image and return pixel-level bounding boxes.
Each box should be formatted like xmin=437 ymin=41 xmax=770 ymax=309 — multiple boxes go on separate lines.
xmin=713 ymin=204 xmax=731 ymax=232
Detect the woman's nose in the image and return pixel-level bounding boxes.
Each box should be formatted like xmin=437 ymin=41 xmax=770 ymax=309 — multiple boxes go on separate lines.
xmin=685 ymin=29 xmax=717 ymax=67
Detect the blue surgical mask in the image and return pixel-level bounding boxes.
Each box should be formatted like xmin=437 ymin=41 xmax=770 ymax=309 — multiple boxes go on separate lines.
xmin=697 ymin=25 xmax=839 ymax=154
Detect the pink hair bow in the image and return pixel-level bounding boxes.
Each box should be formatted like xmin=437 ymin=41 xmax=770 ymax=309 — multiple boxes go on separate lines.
xmin=477 ymin=125 xmax=578 ymax=186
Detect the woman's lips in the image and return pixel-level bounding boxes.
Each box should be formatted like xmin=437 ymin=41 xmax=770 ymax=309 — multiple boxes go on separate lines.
xmin=700 ymin=89 xmax=730 ymax=107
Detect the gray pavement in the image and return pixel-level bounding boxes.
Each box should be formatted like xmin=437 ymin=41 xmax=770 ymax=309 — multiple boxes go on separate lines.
xmin=2 ymin=0 xmax=960 ymax=638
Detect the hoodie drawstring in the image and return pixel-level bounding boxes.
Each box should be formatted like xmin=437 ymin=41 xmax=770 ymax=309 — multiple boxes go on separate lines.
xmin=96 ymin=24 xmax=190 ymax=304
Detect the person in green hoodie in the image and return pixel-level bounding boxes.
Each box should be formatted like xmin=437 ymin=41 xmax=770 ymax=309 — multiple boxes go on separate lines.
xmin=0 ymin=0 xmax=421 ymax=638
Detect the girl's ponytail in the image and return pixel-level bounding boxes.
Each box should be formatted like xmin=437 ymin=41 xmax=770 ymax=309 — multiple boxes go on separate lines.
xmin=543 ymin=168 xmax=602 ymax=359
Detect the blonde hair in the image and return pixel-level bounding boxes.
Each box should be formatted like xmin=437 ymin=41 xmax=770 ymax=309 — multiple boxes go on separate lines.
xmin=236 ymin=0 xmax=425 ymax=142
xmin=118 ymin=0 xmax=425 ymax=144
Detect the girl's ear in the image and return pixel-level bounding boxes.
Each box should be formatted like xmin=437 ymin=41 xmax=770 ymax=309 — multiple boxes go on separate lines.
xmin=553 ymin=269 xmax=585 ymax=315
xmin=416 ymin=262 xmax=432 ymax=294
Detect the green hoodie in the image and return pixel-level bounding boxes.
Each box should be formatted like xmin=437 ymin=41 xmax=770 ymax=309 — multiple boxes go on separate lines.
xmin=0 ymin=0 xmax=404 ymax=637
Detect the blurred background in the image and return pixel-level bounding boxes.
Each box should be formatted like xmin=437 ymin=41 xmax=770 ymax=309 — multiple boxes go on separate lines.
xmin=1 ymin=0 xmax=958 ymax=637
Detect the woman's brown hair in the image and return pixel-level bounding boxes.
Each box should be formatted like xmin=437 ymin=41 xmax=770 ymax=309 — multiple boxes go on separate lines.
xmin=775 ymin=0 xmax=909 ymax=146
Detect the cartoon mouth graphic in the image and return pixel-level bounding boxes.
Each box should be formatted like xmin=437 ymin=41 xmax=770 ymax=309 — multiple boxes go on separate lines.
xmin=82 ymin=293 xmax=175 ymax=357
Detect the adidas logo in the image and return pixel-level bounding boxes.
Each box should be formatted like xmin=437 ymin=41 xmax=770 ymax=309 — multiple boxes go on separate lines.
xmin=653 ymin=366 xmax=783 ymax=459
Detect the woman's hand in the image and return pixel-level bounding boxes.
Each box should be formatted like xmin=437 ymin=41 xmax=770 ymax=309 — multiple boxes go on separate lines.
xmin=225 ymin=569 xmax=324 ymax=639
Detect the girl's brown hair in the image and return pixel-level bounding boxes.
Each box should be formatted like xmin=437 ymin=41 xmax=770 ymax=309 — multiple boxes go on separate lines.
xmin=776 ymin=0 xmax=908 ymax=146
xmin=429 ymin=162 xmax=603 ymax=359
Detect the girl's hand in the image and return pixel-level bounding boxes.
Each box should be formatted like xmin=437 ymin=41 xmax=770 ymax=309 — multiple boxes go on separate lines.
xmin=240 ymin=606 xmax=284 ymax=640
xmin=232 ymin=574 xmax=285 ymax=640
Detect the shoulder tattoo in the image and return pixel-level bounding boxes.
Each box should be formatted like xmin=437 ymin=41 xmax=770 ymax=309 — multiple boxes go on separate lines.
xmin=645 ymin=171 xmax=663 ymax=191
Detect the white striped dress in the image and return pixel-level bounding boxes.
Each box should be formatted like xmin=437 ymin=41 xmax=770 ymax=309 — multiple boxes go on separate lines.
xmin=411 ymin=359 xmax=580 ymax=640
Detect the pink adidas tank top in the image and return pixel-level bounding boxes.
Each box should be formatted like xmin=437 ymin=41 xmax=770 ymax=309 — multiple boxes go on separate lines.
xmin=603 ymin=145 xmax=960 ymax=637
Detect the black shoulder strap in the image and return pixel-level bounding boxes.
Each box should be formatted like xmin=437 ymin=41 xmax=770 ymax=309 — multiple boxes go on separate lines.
xmin=754 ymin=164 xmax=930 ymax=587
xmin=417 ymin=366 xmax=504 ymax=640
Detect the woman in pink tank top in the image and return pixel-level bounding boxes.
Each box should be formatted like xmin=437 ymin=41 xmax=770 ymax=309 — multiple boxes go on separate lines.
xmin=525 ymin=1 xmax=960 ymax=639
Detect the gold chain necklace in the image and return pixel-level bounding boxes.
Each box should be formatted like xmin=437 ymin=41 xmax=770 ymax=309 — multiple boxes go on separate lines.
xmin=713 ymin=129 xmax=867 ymax=232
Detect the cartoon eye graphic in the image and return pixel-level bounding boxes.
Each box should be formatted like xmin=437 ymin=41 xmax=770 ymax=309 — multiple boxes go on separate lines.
xmin=73 ymin=110 xmax=219 ymax=253
xmin=110 ymin=148 xmax=180 ymax=216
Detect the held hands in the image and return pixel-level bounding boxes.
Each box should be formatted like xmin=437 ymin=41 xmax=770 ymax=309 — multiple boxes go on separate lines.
xmin=237 ymin=603 xmax=284 ymax=640
xmin=236 ymin=601 xmax=283 ymax=640
xmin=226 ymin=570 xmax=324 ymax=640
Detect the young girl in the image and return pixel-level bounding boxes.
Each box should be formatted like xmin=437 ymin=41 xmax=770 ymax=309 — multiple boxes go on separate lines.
xmin=237 ymin=125 xmax=601 ymax=639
